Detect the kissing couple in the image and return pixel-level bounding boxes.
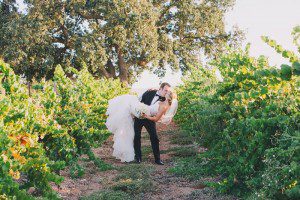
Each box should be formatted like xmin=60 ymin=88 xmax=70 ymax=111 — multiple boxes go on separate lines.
xmin=105 ymin=82 xmax=178 ymax=165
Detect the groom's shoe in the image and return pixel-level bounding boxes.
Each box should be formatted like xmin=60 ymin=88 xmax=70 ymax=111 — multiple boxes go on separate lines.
xmin=155 ymin=160 xmax=164 ymax=165
xmin=135 ymin=157 xmax=142 ymax=164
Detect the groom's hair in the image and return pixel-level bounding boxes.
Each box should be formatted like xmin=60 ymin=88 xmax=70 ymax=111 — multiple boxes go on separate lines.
xmin=159 ymin=82 xmax=171 ymax=89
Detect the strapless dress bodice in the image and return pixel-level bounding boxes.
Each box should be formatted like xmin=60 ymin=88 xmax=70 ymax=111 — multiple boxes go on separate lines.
xmin=149 ymin=102 xmax=159 ymax=116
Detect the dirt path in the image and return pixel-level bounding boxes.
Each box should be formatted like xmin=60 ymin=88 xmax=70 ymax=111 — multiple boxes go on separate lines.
xmin=53 ymin=122 xmax=236 ymax=200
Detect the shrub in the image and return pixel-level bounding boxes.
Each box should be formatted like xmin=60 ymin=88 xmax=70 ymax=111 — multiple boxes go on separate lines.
xmin=173 ymin=42 xmax=300 ymax=199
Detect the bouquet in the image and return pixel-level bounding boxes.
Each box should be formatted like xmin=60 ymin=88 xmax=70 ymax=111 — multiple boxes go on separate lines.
xmin=132 ymin=102 xmax=149 ymax=119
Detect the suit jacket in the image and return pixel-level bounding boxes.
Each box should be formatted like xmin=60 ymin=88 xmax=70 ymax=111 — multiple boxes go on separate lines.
xmin=141 ymin=90 xmax=158 ymax=106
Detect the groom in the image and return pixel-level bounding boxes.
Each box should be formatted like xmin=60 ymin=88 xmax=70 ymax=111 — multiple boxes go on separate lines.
xmin=134 ymin=82 xmax=171 ymax=165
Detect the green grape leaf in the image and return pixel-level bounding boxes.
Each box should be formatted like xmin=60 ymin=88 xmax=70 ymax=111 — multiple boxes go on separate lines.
xmin=260 ymin=87 xmax=268 ymax=94
xmin=280 ymin=64 xmax=292 ymax=80
xmin=292 ymin=61 xmax=300 ymax=75
xmin=282 ymin=51 xmax=291 ymax=58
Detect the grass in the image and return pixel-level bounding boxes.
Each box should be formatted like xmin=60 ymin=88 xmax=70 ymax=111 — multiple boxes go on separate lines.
xmin=168 ymin=156 xmax=209 ymax=181
xmin=166 ymin=130 xmax=207 ymax=180
xmin=168 ymin=146 xmax=198 ymax=157
xmin=183 ymin=188 xmax=234 ymax=200
xmin=141 ymin=131 xmax=149 ymax=139
xmin=69 ymin=163 xmax=85 ymax=179
xmin=112 ymin=164 xmax=155 ymax=195
xmin=93 ymin=158 xmax=114 ymax=171
xmin=170 ymin=131 xmax=196 ymax=145
xmin=80 ymin=190 xmax=132 ymax=200
xmin=113 ymin=164 xmax=156 ymax=195
xmin=160 ymin=130 xmax=177 ymax=135
xmin=141 ymin=145 xmax=153 ymax=157
xmin=112 ymin=178 xmax=154 ymax=195
xmin=82 ymin=164 xmax=156 ymax=199
xmin=161 ymin=146 xmax=198 ymax=158
xmin=114 ymin=164 xmax=155 ymax=181
xmin=81 ymin=128 xmax=202 ymax=200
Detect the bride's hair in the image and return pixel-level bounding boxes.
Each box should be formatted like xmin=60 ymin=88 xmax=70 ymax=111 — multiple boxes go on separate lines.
xmin=165 ymin=91 xmax=173 ymax=105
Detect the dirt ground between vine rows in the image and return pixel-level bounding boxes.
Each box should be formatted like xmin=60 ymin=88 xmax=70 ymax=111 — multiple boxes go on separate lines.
xmin=52 ymin=122 xmax=237 ymax=200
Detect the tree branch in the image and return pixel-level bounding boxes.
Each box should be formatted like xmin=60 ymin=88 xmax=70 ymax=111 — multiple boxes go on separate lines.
xmin=182 ymin=34 xmax=230 ymax=44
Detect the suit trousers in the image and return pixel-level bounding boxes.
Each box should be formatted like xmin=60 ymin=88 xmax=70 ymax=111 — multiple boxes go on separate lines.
xmin=134 ymin=118 xmax=160 ymax=161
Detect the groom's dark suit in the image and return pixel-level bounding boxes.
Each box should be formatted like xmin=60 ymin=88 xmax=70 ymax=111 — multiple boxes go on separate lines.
xmin=134 ymin=90 xmax=164 ymax=162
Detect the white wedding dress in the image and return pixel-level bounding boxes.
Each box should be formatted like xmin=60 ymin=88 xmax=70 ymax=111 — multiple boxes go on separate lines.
xmin=105 ymin=94 xmax=178 ymax=162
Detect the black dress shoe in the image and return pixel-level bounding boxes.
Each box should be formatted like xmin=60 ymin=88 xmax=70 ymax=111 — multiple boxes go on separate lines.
xmin=155 ymin=160 xmax=164 ymax=165
xmin=135 ymin=158 xmax=142 ymax=164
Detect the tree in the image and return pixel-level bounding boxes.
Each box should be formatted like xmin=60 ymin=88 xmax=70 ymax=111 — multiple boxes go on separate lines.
xmin=0 ymin=0 xmax=241 ymax=85
xmin=0 ymin=0 xmax=17 ymax=61
xmin=292 ymin=25 xmax=300 ymax=51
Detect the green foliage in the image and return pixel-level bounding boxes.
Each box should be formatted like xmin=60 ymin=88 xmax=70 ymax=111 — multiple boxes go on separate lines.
xmin=170 ymin=130 xmax=196 ymax=145
xmin=173 ymin=35 xmax=300 ymax=199
xmin=69 ymin=163 xmax=85 ymax=179
xmin=0 ymin=0 xmax=241 ymax=84
xmin=0 ymin=60 xmax=63 ymax=198
xmin=168 ymin=146 xmax=198 ymax=157
xmin=86 ymin=150 xmax=113 ymax=171
xmin=0 ymin=60 xmax=128 ymax=197
xmin=160 ymin=144 xmax=198 ymax=158
xmin=292 ymin=26 xmax=300 ymax=52
xmin=52 ymin=64 xmax=128 ymax=157
xmin=174 ymin=66 xmax=223 ymax=147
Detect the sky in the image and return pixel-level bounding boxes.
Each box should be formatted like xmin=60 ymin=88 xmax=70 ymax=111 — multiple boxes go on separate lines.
xmin=132 ymin=0 xmax=300 ymax=90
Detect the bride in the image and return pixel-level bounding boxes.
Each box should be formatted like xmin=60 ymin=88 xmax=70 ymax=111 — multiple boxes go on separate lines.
xmin=105 ymin=90 xmax=178 ymax=162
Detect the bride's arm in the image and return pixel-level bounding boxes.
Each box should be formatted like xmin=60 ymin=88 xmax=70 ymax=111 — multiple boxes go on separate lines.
xmin=143 ymin=106 xmax=167 ymax=122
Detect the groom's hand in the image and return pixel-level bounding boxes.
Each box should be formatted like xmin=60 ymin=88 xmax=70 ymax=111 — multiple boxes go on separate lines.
xmin=141 ymin=113 xmax=148 ymax=119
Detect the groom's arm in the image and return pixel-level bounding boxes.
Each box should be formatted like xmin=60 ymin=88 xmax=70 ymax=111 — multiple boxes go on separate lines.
xmin=139 ymin=90 xmax=150 ymax=102
xmin=138 ymin=88 xmax=156 ymax=101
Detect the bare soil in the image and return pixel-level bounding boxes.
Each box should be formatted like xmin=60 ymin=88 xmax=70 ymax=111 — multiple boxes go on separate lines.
xmin=52 ymin=122 xmax=237 ymax=200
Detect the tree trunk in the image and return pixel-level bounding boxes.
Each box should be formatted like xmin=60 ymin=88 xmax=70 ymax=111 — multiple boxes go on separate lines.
xmin=98 ymin=67 xmax=112 ymax=78
xmin=106 ymin=59 xmax=116 ymax=78
xmin=116 ymin=46 xmax=129 ymax=85
xmin=27 ymin=81 xmax=31 ymax=96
